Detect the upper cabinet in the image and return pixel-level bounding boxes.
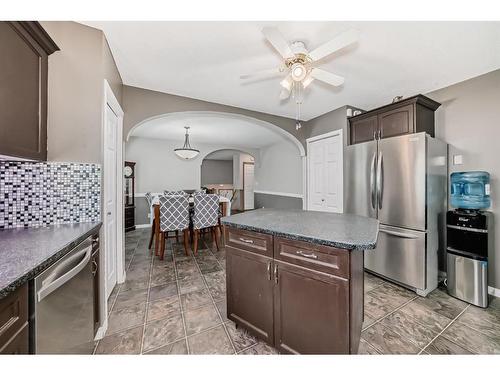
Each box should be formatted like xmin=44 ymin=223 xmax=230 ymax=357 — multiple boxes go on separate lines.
xmin=0 ymin=22 xmax=59 ymax=161
xmin=348 ymin=95 xmax=440 ymax=145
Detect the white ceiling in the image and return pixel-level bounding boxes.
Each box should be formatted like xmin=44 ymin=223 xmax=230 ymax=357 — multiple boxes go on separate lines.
xmin=129 ymin=112 xmax=291 ymax=149
xmin=83 ymin=21 xmax=500 ymax=120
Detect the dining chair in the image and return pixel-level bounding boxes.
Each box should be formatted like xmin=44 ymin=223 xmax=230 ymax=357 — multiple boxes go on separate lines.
xmin=145 ymin=192 xmax=155 ymax=250
xmin=192 ymin=194 xmax=221 ymax=254
xmin=158 ymin=195 xmax=190 ymax=260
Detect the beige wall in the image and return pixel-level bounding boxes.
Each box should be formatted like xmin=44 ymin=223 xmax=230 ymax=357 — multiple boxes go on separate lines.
xmin=41 ymin=21 xmax=123 ymax=163
xmin=427 ymin=69 xmax=500 ymax=288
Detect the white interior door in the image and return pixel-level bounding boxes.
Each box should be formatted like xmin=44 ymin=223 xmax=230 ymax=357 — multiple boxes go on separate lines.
xmin=104 ymin=103 xmax=118 ymax=299
xmin=243 ymin=163 xmax=255 ymax=210
xmin=307 ymin=131 xmax=343 ymax=213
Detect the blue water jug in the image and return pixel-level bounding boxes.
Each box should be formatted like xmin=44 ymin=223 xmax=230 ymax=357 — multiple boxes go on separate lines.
xmin=450 ymin=171 xmax=491 ymax=209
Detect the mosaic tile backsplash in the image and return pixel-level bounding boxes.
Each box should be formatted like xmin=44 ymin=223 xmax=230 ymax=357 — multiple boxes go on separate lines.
xmin=0 ymin=161 xmax=101 ymax=229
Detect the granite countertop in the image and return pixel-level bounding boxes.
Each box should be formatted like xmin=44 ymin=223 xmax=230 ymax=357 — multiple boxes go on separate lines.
xmin=0 ymin=222 xmax=102 ymax=299
xmin=221 ymin=208 xmax=379 ymax=250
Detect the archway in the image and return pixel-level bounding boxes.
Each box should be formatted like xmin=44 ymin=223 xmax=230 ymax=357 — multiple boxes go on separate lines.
xmin=201 ymin=149 xmax=256 ymax=214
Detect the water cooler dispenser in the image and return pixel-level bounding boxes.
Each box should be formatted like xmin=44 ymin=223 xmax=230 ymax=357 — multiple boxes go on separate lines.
xmin=447 ymin=171 xmax=492 ymax=308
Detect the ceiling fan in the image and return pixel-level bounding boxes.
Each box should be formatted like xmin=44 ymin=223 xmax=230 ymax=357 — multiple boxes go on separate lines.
xmin=241 ymin=27 xmax=358 ymax=101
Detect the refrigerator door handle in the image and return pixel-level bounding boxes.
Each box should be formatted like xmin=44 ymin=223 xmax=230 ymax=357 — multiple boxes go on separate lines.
xmin=379 ymin=227 xmax=419 ymax=239
xmin=369 ymin=152 xmax=377 ymax=209
xmin=377 ymin=151 xmax=384 ymax=209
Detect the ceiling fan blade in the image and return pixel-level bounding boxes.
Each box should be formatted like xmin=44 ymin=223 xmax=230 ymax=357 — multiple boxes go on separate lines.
xmin=262 ymin=27 xmax=295 ymax=59
xmin=308 ymin=29 xmax=358 ymax=62
xmin=240 ymin=67 xmax=286 ymax=80
xmin=310 ymin=68 xmax=345 ymax=87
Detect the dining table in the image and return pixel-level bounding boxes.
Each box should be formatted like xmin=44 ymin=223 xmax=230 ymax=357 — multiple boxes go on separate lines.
xmin=151 ymin=194 xmax=231 ymax=255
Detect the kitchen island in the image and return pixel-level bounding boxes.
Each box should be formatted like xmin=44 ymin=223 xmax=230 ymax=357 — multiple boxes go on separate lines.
xmin=221 ymin=208 xmax=378 ymax=354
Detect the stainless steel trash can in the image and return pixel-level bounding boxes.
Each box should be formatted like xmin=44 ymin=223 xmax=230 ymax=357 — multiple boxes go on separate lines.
xmin=447 ymin=252 xmax=488 ymax=308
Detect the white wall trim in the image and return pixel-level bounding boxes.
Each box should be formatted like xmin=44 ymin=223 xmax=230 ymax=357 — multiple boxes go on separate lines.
xmin=100 ymin=79 xmax=125 ymax=339
xmin=254 ymin=190 xmax=303 ymax=199
xmin=306 ymin=129 xmax=344 ymax=213
xmin=306 ymin=129 xmax=344 ymax=144
xmin=488 ymin=286 xmax=500 ymax=298
xmin=135 ymin=224 xmax=151 ymax=229
xmin=126 ymin=110 xmax=306 ymax=157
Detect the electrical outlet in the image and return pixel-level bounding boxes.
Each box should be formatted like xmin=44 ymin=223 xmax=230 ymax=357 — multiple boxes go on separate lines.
xmin=147 ymin=213 xmax=151 ymax=218
xmin=453 ymin=155 xmax=463 ymax=165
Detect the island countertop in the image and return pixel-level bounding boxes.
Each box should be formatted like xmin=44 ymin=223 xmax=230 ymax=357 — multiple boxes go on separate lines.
xmin=0 ymin=222 xmax=102 ymax=299
xmin=221 ymin=208 xmax=378 ymax=250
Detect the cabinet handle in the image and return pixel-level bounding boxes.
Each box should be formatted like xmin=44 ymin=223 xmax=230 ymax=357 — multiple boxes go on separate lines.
xmin=296 ymin=250 xmax=318 ymax=259
xmin=267 ymin=262 xmax=271 ymax=281
xmin=239 ymin=237 xmax=254 ymax=244
xmin=274 ymin=264 xmax=278 ymax=284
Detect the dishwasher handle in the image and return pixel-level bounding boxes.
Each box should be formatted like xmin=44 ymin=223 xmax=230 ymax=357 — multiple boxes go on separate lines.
xmin=37 ymin=245 xmax=92 ymax=302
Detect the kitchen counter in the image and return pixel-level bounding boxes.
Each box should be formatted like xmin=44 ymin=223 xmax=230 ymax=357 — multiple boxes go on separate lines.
xmin=221 ymin=208 xmax=379 ymax=250
xmin=0 ymin=222 xmax=101 ymax=299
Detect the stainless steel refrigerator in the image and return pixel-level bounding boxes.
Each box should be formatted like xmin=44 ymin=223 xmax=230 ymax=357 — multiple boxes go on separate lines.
xmin=345 ymin=132 xmax=447 ymax=296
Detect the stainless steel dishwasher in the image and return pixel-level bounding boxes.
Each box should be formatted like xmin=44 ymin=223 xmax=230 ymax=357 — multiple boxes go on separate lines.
xmin=32 ymin=235 xmax=95 ymax=354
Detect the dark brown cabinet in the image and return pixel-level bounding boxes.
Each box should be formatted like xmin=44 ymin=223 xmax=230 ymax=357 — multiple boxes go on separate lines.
xmin=124 ymin=161 xmax=136 ymax=232
xmin=225 ymin=228 xmax=364 ymax=354
xmin=349 ymin=115 xmax=378 ymax=144
xmin=274 ymin=261 xmax=349 ymax=354
xmin=0 ymin=22 xmax=59 ymax=161
xmin=0 ymin=283 xmax=29 ymax=354
xmin=226 ymin=247 xmax=274 ymax=344
xmin=348 ymin=95 xmax=440 ymax=145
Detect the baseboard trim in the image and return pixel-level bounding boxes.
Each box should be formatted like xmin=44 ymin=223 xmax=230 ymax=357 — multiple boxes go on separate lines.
xmin=135 ymin=224 xmax=150 ymax=229
xmin=94 ymin=319 xmax=108 ymax=341
xmin=488 ymin=286 xmax=500 ymax=298
xmin=254 ymin=190 xmax=303 ymax=199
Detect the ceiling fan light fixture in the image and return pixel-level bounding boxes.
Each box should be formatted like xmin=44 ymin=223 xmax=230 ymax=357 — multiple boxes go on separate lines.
xmin=291 ymin=63 xmax=307 ymax=82
xmin=174 ymin=126 xmax=200 ymax=160
xmin=302 ymin=74 xmax=314 ymax=88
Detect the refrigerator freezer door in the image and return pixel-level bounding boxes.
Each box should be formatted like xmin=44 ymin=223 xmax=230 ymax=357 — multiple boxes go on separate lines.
xmin=377 ymin=132 xmax=426 ymax=230
xmin=344 ymin=140 xmax=377 ymax=219
xmin=365 ymin=224 xmax=426 ymax=290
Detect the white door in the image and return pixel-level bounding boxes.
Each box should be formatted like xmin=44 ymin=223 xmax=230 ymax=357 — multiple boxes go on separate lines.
xmin=307 ymin=131 xmax=343 ymax=213
xmin=104 ymin=103 xmax=118 ymax=299
xmin=243 ymin=163 xmax=255 ymax=210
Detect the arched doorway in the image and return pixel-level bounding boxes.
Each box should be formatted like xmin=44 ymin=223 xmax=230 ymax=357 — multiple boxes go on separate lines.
xmin=201 ymin=149 xmax=256 ymax=214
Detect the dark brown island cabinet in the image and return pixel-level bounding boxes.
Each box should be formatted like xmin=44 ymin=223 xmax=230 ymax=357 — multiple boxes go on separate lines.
xmin=225 ymin=227 xmax=364 ymax=354
xmin=0 ymin=284 xmax=29 ymax=354
xmin=0 ymin=21 xmax=59 ymax=161
xmin=348 ymin=94 xmax=441 ymax=145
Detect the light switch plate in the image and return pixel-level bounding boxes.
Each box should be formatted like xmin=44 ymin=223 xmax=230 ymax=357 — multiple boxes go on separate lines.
xmin=453 ymin=155 xmax=463 ymax=165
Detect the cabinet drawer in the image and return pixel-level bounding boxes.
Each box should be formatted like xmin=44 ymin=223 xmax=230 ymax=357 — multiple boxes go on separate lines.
xmin=226 ymin=227 xmax=273 ymax=257
xmin=0 ymin=283 xmax=28 ymax=350
xmin=274 ymin=237 xmax=349 ymax=279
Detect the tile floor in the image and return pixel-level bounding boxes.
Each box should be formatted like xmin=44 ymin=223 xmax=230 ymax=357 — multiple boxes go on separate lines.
xmin=94 ymin=228 xmax=500 ymax=355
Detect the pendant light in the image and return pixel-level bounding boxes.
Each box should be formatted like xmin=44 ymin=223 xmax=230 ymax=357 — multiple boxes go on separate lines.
xmin=174 ymin=126 xmax=199 ymax=160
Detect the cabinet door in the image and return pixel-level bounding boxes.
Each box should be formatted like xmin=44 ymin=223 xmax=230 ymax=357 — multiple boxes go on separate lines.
xmin=0 ymin=22 xmax=48 ymax=160
xmin=226 ymin=247 xmax=274 ymax=344
xmin=0 ymin=324 xmax=29 ymax=354
xmin=349 ymin=115 xmax=378 ymax=144
xmin=378 ymin=104 xmax=414 ymax=139
xmin=274 ymin=261 xmax=349 ymax=354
